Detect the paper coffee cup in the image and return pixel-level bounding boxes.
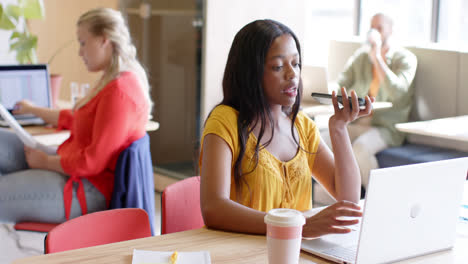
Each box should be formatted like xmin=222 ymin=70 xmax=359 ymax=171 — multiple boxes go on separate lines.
xmin=264 ymin=208 xmax=305 ymax=264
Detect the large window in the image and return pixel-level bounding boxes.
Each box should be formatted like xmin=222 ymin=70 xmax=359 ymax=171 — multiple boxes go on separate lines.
xmin=438 ymin=0 xmax=468 ymax=50
xmin=360 ymin=0 xmax=433 ymax=45
xmin=303 ymin=1 xmax=355 ymax=66
xmin=303 ymin=0 xmax=468 ymax=67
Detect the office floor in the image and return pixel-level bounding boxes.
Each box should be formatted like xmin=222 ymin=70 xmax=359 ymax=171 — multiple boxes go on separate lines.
xmin=0 ymin=192 xmax=162 ymax=264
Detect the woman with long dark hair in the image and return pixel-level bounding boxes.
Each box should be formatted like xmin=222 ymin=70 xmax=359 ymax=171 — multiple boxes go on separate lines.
xmin=199 ymin=19 xmax=374 ymax=238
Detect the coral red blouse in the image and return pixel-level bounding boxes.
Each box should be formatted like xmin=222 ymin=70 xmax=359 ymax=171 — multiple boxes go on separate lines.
xmin=57 ymin=71 xmax=149 ymax=219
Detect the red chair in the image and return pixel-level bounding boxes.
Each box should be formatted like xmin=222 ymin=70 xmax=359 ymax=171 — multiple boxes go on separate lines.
xmin=13 ymin=222 xmax=59 ymax=233
xmin=15 ymin=133 xmax=156 ymax=234
xmin=45 ymin=208 xmax=151 ymax=253
xmin=161 ymin=176 xmax=204 ymax=234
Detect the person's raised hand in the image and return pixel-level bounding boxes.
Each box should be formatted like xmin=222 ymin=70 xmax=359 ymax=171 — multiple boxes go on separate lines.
xmin=302 ymin=200 xmax=362 ymax=239
xmin=13 ymin=100 xmax=35 ymax=115
xmin=329 ymin=87 xmax=374 ymax=128
xmin=367 ymin=29 xmax=382 ymax=64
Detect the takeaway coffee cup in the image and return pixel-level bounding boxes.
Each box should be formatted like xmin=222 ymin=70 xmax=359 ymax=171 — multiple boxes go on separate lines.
xmin=264 ymin=208 xmax=305 ymax=264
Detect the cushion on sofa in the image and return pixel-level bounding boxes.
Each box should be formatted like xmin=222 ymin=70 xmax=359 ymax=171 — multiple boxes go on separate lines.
xmin=376 ymin=143 xmax=468 ymax=168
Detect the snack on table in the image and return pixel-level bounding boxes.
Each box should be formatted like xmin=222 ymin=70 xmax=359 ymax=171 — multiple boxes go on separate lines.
xmin=170 ymin=251 xmax=178 ymax=264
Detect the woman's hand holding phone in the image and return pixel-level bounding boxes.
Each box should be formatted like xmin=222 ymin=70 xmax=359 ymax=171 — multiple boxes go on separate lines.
xmin=328 ymin=88 xmax=374 ymax=127
xmin=312 ymin=92 xmax=370 ymax=110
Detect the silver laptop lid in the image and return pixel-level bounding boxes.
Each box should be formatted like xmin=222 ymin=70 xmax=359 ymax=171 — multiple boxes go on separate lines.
xmin=0 ymin=64 xmax=51 ymax=111
xmin=356 ymin=158 xmax=468 ymax=264
xmin=301 ymin=65 xmax=329 ymax=103
xmin=301 ymin=158 xmax=468 ymax=264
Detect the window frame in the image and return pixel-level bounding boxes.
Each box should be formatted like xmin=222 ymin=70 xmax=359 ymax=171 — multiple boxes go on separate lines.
xmin=353 ymin=0 xmax=441 ymax=43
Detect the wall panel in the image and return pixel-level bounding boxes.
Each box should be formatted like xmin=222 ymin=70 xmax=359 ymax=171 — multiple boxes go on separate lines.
xmin=29 ymin=0 xmax=119 ymax=102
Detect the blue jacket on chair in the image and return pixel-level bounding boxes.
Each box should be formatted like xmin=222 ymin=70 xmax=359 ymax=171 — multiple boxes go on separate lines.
xmin=110 ymin=133 xmax=156 ymax=235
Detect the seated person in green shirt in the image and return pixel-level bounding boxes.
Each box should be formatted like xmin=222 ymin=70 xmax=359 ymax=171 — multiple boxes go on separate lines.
xmin=337 ymin=13 xmax=417 ymax=189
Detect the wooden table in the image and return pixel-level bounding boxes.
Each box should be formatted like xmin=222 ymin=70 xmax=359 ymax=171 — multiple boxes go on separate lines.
xmin=10 ymin=228 xmax=322 ymax=264
xmin=13 ymin=181 xmax=468 ymax=264
xmin=12 ymin=225 xmax=468 ymax=264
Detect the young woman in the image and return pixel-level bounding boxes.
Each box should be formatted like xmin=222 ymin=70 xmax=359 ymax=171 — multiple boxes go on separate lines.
xmin=0 ymin=8 xmax=152 ymax=222
xmin=199 ymin=19 xmax=375 ymax=238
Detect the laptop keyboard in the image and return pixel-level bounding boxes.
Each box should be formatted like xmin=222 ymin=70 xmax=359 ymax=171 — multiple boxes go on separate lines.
xmin=321 ymin=245 xmax=357 ymax=263
xmin=13 ymin=114 xmax=36 ymax=120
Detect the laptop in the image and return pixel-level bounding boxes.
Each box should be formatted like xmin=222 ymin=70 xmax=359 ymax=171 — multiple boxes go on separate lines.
xmin=301 ymin=65 xmax=330 ymax=104
xmin=301 ymin=157 xmax=468 ymax=264
xmin=0 ymin=103 xmax=57 ymax=155
xmin=0 ymin=64 xmax=52 ymax=126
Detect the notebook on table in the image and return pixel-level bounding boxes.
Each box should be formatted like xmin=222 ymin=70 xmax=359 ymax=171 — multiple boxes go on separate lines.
xmin=132 ymin=249 xmax=211 ymax=264
xmin=0 ymin=64 xmax=52 ymax=126
xmin=301 ymin=157 xmax=468 ymax=264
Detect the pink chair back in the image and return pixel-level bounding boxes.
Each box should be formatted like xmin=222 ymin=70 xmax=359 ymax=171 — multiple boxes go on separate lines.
xmin=45 ymin=208 xmax=151 ymax=253
xmin=161 ymin=176 xmax=204 ymax=234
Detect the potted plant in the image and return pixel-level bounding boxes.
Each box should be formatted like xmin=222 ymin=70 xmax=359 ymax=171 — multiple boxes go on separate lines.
xmin=0 ymin=0 xmax=45 ymax=64
xmin=0 ymin=0 xmax=67 ymax=108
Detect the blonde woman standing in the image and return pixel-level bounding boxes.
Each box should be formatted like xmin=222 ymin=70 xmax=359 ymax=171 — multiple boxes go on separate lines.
xmin=0 ymin=8 xmax=152 ymax=222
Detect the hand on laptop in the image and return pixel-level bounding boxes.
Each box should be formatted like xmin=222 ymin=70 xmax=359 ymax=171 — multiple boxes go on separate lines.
xmin=302 ymin=200 xmax=362 ymax=239
xmin=13 ymin=100 xmax=35 ymax=115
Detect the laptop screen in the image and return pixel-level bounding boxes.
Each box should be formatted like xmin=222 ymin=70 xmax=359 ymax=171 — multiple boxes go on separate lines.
xmin=0 ymin=64 xmax=51 ymax=110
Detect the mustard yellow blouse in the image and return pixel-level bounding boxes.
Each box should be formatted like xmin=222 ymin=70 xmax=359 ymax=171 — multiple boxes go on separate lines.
xmin=200 ymin=105 xmax=321 ymax=212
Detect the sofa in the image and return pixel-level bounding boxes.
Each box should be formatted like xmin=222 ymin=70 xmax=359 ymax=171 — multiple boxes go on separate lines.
xmin=311 ymin=39 xmax=468 ymax=206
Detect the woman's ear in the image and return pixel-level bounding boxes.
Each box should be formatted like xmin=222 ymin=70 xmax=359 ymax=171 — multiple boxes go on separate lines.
xmin=101 ymin=36 xmax=114 ymax=54
xmin=101 ymin=36 xmax=111 ymax=47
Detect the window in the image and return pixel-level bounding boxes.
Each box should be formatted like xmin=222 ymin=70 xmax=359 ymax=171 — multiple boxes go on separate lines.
xmin=359 ymin=0 xmax=433 ymax=45
xmin=303 ymin=1 xmax=355 ymax=66
xmin=438 ymin=0 xmax=468 ymax=50
xmin=303 ymin=0 xmax=468 ymax=63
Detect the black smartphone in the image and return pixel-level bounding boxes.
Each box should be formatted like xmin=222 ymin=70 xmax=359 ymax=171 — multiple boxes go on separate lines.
xmin=311 ymin=92 xmax=366 ymax=109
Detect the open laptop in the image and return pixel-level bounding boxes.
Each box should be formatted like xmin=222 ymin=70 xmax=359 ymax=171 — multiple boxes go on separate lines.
xmin=301 ymin=65 xmax=330 ymax=104
xmin=0 ymin=64 xmax=52 ymax=126
xmin=302 ymin=157 xmax=468 ymax=264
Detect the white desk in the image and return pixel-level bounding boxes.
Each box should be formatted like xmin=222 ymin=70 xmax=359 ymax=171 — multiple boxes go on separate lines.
xmin=302 ymin=101 xmax=393 ymax=130
xmin=302 ymin=101 xmax=393 ymax=117
xmin=25 ymin=120 xmax=160 ymax=147
xmin=396 ymin=115 xmax=468 ymax=152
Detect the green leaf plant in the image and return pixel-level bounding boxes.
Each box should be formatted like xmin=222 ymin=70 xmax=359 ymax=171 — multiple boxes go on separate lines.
xmin=0 ymin=0 xmax=45 ymax=64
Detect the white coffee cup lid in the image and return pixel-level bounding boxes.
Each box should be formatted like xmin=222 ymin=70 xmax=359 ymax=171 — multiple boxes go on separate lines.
xmin=264 ymin=208 xmax=305 ymax=227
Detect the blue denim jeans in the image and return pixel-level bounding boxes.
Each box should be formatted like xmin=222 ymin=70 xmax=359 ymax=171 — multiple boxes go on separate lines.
xmin=0 ymin=128 xmax=106 ymax=222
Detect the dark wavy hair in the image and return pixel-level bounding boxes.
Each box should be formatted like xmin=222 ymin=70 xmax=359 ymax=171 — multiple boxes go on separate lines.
xmin=219 ymin=19 xmax=303 ymax=197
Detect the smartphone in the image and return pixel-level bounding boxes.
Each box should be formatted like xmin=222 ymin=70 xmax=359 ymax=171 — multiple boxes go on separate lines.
xmin=311 ymin=92 xmax=366 ymax=109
